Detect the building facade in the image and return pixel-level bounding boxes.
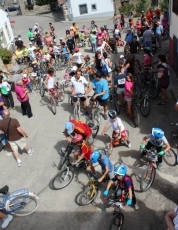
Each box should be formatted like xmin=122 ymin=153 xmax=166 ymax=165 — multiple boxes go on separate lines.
xmin=0 ymin=9 xmax=14 ymax=49
xmin=169 ymin=0 xmax=178 ymax=78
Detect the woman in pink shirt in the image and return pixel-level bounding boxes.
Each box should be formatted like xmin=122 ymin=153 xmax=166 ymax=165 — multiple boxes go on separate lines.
xmin=15 ymin=80 xmax=35 ymax=118
xmin=124 ymin=73 xmax=134 ymax=119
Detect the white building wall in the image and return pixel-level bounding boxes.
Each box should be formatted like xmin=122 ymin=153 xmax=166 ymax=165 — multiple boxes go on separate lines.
xmin=0 ymin=9 xmax=14 ymax=49
xmin=69 ymin=0 xmax=114 ymax=20
xmin=169 ymin=10 xmax=178 ymax=39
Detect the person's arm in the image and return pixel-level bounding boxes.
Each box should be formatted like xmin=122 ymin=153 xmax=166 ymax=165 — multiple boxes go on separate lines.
xmin=101 ymin=123 xmax=111 ymax=135
xmin=44 ymin=76 xmax=49 ymax=90
xmin=106 ymin=179 xmax=114 ymax=190
xmin=165 ymin=210 xmax=176 ymax=230
xmin=0 ymin=101 xmax=4 ymax=106
xmin=164 ymin=142 xmax=171 ymax=152
xmin=128 ymin=187 xmax=132 ymax=200
xmin=93 ymin=90 xmax=106 ymax=100
xmin=73 ymin=153 xmax=84 ymax=165
xmin=17 ymin=127 xmax=28 ymax=138
xmin=70 ymin=85 xmax=75 ymax=96
xmin=63 ymin=130 xmax=72 ymax=143
xmin=20 ymin=88 xmax=29 ymax=99
xmin=98 ymin=165 xmax=109 ymax=182
xmin=84 ymin=84 xmax=92 ymax=97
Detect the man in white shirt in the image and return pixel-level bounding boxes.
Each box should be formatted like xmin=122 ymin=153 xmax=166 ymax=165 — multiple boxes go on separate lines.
xmin=73 ymin=48 xmax=84 ymax=69
xmin=28 ymin=42 xmax=36 ymax=61
xmin=70 ymin=70 xmax=92 ymax=115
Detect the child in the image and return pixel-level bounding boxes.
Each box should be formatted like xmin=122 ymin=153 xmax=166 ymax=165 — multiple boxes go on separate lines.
xmin=82 ymin=25 xmax=88 ymax=35
xmin=61 ymin=42 xmax=71 ymax=65
xmin=124 ymin=73 xmax=134 ymax=119
xmin=80 ymin=31 xmax=86 ymax=42
xmin=72 ymin=48 xmax=84 ymax=69
xmin=82 ymin=55 xmax=91 ymax=69
xmin=22 ymin=74 xmax=32 ymax=93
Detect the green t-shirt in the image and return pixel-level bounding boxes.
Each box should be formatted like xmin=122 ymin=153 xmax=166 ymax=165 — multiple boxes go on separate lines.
xmin=27 ymin=31 xmax=34 ymax=38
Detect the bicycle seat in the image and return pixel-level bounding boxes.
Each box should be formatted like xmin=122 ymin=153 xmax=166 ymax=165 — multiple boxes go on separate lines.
xmin=0 ymin=185 xmax=9 ymax=195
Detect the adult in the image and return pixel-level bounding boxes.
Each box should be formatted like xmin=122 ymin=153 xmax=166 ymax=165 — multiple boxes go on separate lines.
xmin=70 ymin=70 xmax=92 ymax=115
xmin=27 ymin=28 xmax=34 ymax=43
xmin=15 ymin=36 xmax=24 ymax=49
xmin=72 ymin=22 xmax=80 ymax=45
xmin=0 ymin=109 xmax=34 ymax=166
xmin=143 ymin=26 xmax=154 ymax=50
xmin=140 ymin=127 xmax=170 ymax=169
xmin=165 ymin=207 xmax=178 ymax=230
xmin=15 ymin=79 xmax=35 ymax=118
xmin=64 ymin=120 xmax=94 ymax=149
xmin=90 ymin=31 xmax=97 ymax=53
xmin=0 ymin=77 xmax=15 ymax=110
xmin=102 ymin=52 xmax=112 ymax=81
xmin=28 ymin=42 xmax=36 ymax=61
xmin=129 ymin=36 xmax=141 ymax=54
xmin=93 ymin=51 xmax=103 ymax=73
xmin=35 ymin=34 xmax=43 ymax=49
xmin=155 ymin=21 xmax=163 ymax=49
xmin=90 ymin=72 xmax=109 ymax=120
xmin=44 ymin=33 xmax=53 ymax=46
xmin=66 ymin=35 xmax=75 ymax=54
xmin=125 ymin=28 xmax=134 ymax=45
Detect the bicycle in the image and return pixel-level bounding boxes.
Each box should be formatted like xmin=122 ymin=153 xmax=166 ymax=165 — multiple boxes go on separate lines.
xmin=0 ymin=185 xmax=39 ymax=216
xmin=70 ymin=94 xmax=84 ymax=120
xmin=140 ymin=87 xmax=151 ymax=117
xmin=132 ymin=95 xmax=140 ymax=128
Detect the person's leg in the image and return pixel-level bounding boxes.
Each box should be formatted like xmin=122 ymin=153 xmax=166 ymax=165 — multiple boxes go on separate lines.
xmin=73 ymin=151 xmax=80 ymax=160
xmin=0 ymin=211 xmax=13 ymax=229
xmin=0 ymin=212 xmax=7 ymax=219
xmin=21 ymin=102 xmax=27 ymax=116
xmin=3 ymin=95 xmax=10 ymax=109
xmin=24 ymin=100 xmax=33 ymax=118
xmin=7 ymin=91 xmax=14 ymax=108
xmin=127 ymin=100 xmax=132 ymax=118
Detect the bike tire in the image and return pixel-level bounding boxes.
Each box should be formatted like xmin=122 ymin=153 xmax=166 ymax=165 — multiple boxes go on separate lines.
xmin=110 ymin=61 xmax=116 ymax=72
xmin=58 ymin=89 xmax=65 ymax=102
xmin=6 ymin=193 xmax=39 ymax=216
xmin=140 ymin=98 xmax=151 ymax=117
xmin=114 ymin=101 xmax=120 ymax=115
xmin=163 ymin=148 xmax=177 ymax=166
xmin=51 ymin=168 xmax=74 ymax=190
xmin=140 ymin=165 xmax=156 ymax=192
xmin=50 ymin=96 xmax=56 ymax=115
xmin=149 ymin=83 xmax=160 ymax=99
xmin=78 ymin=186 xmax=98 ymax=206
xmin=108 ymin=213 xmax=124 ymax=230
xmin=132 ymin=106 xmax=140 ymax=127
xmin=40 ymin=85 xmax=45 ymax=97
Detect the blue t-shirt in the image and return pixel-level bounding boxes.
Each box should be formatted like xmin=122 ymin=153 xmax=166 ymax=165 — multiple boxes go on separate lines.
xmin=114 ymin=73 xmax=126 ymax=88
xmin=92 ymin=78 xmax=109 ymax=100
xmin=98 ymin=154 xmax=114 ymax=172
xmin=156 ymin=25 xmax=163 ymax=36
xmin=125 ymin=32 xmax=134 ymax=43
xmin=62 ymin=47 xmax=70 ymax=59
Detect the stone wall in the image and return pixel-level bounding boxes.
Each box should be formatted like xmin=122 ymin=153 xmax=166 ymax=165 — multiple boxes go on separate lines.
xmin=18 ymin=0 xmax=50 ymax=15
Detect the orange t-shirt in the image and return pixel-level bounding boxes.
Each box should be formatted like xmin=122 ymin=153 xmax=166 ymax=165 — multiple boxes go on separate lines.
xmin=70 ymin=120 xmax=92 ymax=138
xmin=80 ymin=141 xmax=92 ymax=161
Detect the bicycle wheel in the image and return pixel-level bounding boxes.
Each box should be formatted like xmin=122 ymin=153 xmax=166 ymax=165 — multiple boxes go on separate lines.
xmin=108 ymin=213 xmax=124 ymax=230
xmin=6 ymin=193 xmax=39 ymax=216
xmin=132 ymin=106 xmax=140 ymax=127
xmin=110 ymin=61 xmax=116 ymax=72
xmin=140 ymin=165 xmax=156 ymax=192
xmin=78 ymin=186 xmax=98 ymax=206
xmin=40 ymin=85 xmax=45 ymax=97
xmin=114 ymin=101 xmax=120 ymax=115
xmin=140 ymin=98 xmax=151 ymax=117
xmin=163 ymin=148 xmax=177 ymax=166
xmin=50 ymin=96 xmax=56 ymax=115
xmin=149 ymin=82 xmax=160 ymax=99
xmin=58 ymin=89 xmax=65 ymax=102
xmin=51 ymin=168 xmax=74 ymax=190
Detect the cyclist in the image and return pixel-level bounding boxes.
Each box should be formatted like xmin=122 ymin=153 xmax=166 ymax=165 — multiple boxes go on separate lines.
xmin=103 ymin=164 xmax=139 ymax=210
xmin=72 ymin=48 xmax=84 ymax=69
xmin=140 ymin=127 xmax=171 ymax=169
xmin=70 ymin=134 xmax=93 ymax=169
xmin=27 ymin=28 xmax=35 ymax=43
xmin=61 ymin=42 xmax=71 ymax=65
xmin=70 ymin=70 xmax=92 ymax=115
xmin=64 ymin=120 xmax=94 ymax=150
xmin=88 ymin=150 xmax=115 ymax=182
xmin=101 ymin=110 xmax=131 ymax=154
xmin=44 ymin=68 xmax=58 ymax=96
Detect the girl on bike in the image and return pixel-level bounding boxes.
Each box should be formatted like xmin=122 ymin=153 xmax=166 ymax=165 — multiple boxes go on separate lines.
xmin=44 ymin=68 xmax=58 ymax=96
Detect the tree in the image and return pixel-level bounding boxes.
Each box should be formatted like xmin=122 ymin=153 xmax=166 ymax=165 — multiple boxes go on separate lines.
xmin=35 ymin=0 xmax=56 ymax=6
xmin=135 ymin=0 xmax=148 ymax=13
xmin=119 ymin=3 xmax=135 ymax=17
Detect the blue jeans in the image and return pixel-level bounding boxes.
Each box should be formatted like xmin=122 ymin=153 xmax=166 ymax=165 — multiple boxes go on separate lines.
xmin=144 ymin=41 xmax=152 ymax=50
xmin=91 ymin=42 xmax=96 ymax=52
xmin=26 ymin=83 xmax=32 ymax=92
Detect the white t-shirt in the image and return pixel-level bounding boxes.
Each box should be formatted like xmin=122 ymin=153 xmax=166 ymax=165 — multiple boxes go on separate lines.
xmin=28 ymin=46 xmax=36 ymax=55
xmin=96 ymin=46 xmax=104 ymax=55
xmin=101 ymin=41 xmax=106 ymax=49
xmin=102 ymin=58 xmax=112 ymax=73
xmin=173 ymin=207 xmax=178 ymax=230
xmin=146 ymin=134 xmax=168 ymax=147
xmin=47 ymin=76 xmax=54 ymax=89
xmin=108 ymin=117 xmax=125 ymax=133
xmin=53 ymin=46 xmax=60 ymax=54
xmin=114 ymin=29 xmax=120 ymax=35
xmin=0 ymin=82 xmax=11 ymax=92
xmin=44 ymin=54 xmax=50 ymax=61
xmin=73 ymin=53 xmax=83 ymax=64
xmin=70 ymin=76 xmax=88 ymax=95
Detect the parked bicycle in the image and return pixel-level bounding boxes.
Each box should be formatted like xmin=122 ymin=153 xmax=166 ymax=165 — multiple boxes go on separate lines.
xmin=0 ymin=185 xmax=39 ymax=216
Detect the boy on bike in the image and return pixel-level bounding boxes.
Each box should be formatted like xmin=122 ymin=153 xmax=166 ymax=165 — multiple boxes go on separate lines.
xmin=89 ymin=150 xmax=114 ymax=182
xmin=140 ymin=127 xmax=170 ymax=169
xmin=101 ymin=110 xmax=131 ymax=154
xmin=104 ymin=164 xmax=139 ymax=210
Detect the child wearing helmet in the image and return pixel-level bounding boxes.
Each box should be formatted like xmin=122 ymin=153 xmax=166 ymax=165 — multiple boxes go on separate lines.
xmin=101 ymin=110 xmax=131 ymax=153
xmin=71 ymin=134 xmax=93 ymax=168
xmin=72 ymin=48 xmax=84 ymax=69
xmin=104 ymin=164 xmax=139 ymax=210
xmin=140 ymin=127 xmax=170 ymax=169
xmin=89 ymin=150 xmax=115 ymax=182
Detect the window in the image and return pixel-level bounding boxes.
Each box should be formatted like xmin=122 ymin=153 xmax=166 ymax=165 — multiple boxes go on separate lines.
xmin=5 ymin=23 xmax=11 ymax=40
xmin=79 ymin=4 xmax=88 ymax=15
xmin=173 ymin=0 xmax=178 ymax=16
xmin=91 ymin=4 xmax=97 ymax=11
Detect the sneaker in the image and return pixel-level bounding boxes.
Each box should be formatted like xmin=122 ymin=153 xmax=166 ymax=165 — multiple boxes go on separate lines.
xmin=6 ymin=152 xmax=13 ymax=157
xmin=30 ymin=115 xmax=36 ymax=118
xmin=85 ymin=111 xmax=89 ymax=116
xmin=103 ymin=114 xmax=107 ymax=120
xmin=17 ymin=160 xmax=21 ymax=167
xmin=2 ymin=214 xmax=13 ymax=229
xmin=134 ymin=203 xmax=139 ymax=210
xmin=157 ymin=163 xmax=162 ymax=169
xmin=127 ymin=141 xmax=131 ymax=148
xmin=28 ymin=148 xmax=34 ymax=156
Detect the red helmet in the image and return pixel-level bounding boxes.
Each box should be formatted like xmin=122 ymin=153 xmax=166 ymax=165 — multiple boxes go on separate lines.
xmin=74 ymin=47 xmax=79 ymax=52
xmin=72 ymin=134 xmax=83 ymax=144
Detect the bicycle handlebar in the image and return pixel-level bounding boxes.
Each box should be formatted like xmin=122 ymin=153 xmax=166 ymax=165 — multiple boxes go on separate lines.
xmin=170 ymin=122 xmax=178 ymax=126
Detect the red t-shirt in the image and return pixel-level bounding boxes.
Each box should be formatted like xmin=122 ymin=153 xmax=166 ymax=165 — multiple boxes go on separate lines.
xmin=70 ymin=120 xmax=92 ymax=138
xmin=80 ymin=141 xmax=92 ymax=161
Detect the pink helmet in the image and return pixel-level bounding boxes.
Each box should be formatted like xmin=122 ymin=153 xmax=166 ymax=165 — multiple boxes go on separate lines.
xmin=72 ymin=134 xmax=83 ymax=144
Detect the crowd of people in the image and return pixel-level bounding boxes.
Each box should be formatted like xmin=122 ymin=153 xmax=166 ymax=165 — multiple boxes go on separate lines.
xmin=0 ymin=6 xmax=177 ymax=229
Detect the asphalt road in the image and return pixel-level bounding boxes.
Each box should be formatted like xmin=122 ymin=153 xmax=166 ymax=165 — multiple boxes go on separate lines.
xmin=0 ymin=13 xmax=178 ymax=230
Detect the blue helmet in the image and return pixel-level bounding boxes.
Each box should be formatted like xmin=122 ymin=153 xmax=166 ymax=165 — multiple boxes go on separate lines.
xmin=114 ymin=164 xmax=127 ymax=176
xmin=152 ymin=128 xmax=164 ymax=139
xmin=90 ymin=150 xmax=100 ymax=163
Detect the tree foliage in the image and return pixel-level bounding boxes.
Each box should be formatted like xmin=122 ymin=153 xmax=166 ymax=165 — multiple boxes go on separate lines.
xmin=135 ymin=0 xmax=148 ymax=13
xmin=160 ymin=0 xmax=169 ymax=11
xmin=119 ymin=3 xmax=135 ymax=17
xmin=0 ymin=48 xmax=12 ymax=64
xmin=35 ymin=0 xmax=56 ymax=6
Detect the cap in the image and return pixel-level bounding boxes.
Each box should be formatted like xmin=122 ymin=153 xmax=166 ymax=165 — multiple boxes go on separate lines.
xmin=120 ymin=55 xmax=124 ymax=58
xmin=29 ymin=42 xmax=32 ymax=45
xmin=22 ymin=74 xmax=27 ymax=78
xmin=65 ymin=122 xmax=73 ymax=134
xmin=59 ymin=38 xmax=63 ymax=40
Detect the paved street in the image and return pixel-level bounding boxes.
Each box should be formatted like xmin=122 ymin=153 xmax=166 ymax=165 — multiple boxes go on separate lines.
xmin=0 ymin=13 xmax=178 ymax=230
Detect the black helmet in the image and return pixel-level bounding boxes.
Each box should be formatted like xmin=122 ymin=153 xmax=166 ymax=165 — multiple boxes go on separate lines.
xmin=29 ymin=28 xmax=32 ymax=30
xmin=108 ymin=110 xmax=117 ymax=119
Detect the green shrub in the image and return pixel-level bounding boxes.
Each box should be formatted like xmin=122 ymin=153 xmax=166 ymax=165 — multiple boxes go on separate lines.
xmin=119 ymin=3 xmax=135 ymax=17
xmin=0 ymin=48 xmax=12 ymax=64
xmin=135 ymin=0 xmax=148 ymax=14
